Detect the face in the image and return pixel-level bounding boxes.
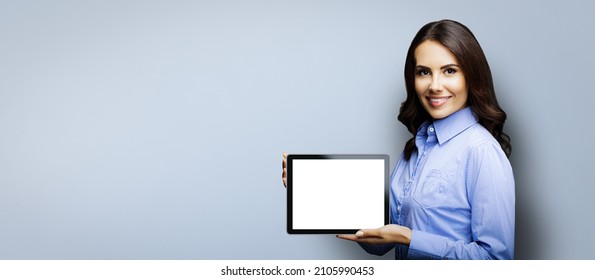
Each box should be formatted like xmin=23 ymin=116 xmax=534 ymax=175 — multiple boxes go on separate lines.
xmin=414 ymin=40 xmax=468 ymax=120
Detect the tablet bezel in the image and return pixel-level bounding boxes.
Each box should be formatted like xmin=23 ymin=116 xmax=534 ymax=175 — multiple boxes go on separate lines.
xmin=287 ymin=154 xmax=389 ymax=234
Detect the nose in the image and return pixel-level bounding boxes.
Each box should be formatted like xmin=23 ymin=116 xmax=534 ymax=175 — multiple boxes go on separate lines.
xmin=429 ymin=76 xmax=443 ymax=92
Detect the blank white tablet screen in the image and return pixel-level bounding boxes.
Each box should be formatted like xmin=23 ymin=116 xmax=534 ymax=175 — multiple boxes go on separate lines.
xmin=292 ymin=158 xmax=385 ymax=230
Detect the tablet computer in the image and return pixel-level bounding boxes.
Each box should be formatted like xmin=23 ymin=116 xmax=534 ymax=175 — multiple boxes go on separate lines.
xmin=287 ymin=154 xmax=389 ymax=234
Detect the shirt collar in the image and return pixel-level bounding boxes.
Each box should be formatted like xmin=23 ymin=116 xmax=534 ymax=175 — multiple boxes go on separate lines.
xmin=431 ymin=107 xmax=478 ymax=145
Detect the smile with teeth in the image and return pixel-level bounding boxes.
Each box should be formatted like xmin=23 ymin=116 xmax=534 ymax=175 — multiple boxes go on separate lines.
xmin=428 ymin=96 xmax=451 ymax=107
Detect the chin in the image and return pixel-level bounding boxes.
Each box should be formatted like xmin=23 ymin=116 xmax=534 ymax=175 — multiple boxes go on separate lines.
xmin=429 ymin=113 xmax=449 ymax=120
xmin=425 ymin=107 xmax=455 ymax=120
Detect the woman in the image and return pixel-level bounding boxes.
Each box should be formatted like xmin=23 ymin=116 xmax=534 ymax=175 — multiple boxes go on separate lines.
xmin=282 ymin=19 xmax=514 ymax=259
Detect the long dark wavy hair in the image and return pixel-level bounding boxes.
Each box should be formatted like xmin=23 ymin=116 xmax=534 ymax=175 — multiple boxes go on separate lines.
xmin=398 ymin=19 xmax=511 ymax=160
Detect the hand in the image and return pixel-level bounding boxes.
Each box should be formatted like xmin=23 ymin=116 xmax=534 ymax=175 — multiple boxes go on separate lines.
xmin=282 ymin=152 xmax=288 ymax=188
xmin=336 ymin=224 xmax=412 ymax=245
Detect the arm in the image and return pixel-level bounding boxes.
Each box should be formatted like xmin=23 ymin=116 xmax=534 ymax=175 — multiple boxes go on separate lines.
xmin=338 ymin=142 xmax=515 ymax=259
xmin=408 ymin=141 xmax=515 ymax=259
xmin=337 ymin=224 xmax=411 ymax=256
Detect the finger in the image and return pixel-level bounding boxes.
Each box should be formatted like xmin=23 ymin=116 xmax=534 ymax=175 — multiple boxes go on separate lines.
xmin=337 ymin=234 xmax=384 ymax=244
xmin=282 ymin=152 xmax=289 ymax=188
xmin=356 ymin=228 xmax=382 ymax=238
xmin=336 ymin=234 xmax=359 ymax=241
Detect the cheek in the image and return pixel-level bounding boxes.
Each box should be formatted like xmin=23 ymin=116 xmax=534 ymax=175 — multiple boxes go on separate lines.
xmin=457 ymin=75 xmax=467 ymax=92
xmin=414 ymin=78 xmax=428 ymax=96
xmin=452 ymin=79 xmax=468 ymax=104
xmin=446 ymin=76 xmax=467 ymax=95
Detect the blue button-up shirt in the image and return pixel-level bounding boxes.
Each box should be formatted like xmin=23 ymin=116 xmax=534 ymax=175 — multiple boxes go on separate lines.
xmin=362 ymin=107 xmax=515 ymax=259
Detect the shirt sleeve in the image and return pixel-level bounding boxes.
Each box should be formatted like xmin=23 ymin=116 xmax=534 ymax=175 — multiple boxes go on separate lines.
xmin=407 ymin=141 xmax=515 ymax=259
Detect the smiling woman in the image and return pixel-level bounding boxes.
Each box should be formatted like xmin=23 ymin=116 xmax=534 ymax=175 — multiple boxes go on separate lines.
xmin=331 ymin=19 xmax=515 ymax=259
xmin=282 ymin=19 xmax=514 ymax=260
xmin=414 ymin=40 xmax=468 ymax=120
xmin=400 ymin=19 xmax=511 ymax=161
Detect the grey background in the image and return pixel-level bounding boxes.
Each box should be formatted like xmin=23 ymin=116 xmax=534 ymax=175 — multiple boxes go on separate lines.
xmin=0 ymin=0 xmax=593 ymax=259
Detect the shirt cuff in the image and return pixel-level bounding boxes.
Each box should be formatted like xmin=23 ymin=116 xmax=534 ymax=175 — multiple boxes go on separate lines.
xmin=407 ymin=230 xmax=447 ymax=259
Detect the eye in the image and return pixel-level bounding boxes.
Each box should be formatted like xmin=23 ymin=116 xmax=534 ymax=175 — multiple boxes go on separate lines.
xmin=416 ymin=69 xmax=430 ymax=76
xmin=444 ymin=68 xmax=457 ymax=75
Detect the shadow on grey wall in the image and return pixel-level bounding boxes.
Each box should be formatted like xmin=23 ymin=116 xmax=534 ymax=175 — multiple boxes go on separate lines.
xmin=509 ymin=121 xmax=546 ymax=259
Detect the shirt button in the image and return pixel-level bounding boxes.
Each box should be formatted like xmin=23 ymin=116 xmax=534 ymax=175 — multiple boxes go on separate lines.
xmin=429 ymin=127 xmax=435 ymax=132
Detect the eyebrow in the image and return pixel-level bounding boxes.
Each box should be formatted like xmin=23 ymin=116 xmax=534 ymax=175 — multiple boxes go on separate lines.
xmin=416 ymin=64 xmax=460 ymax=69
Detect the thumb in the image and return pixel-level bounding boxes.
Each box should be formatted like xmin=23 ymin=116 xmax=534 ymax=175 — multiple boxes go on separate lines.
xmin=356 ymin=228 xmax=381 ymax=238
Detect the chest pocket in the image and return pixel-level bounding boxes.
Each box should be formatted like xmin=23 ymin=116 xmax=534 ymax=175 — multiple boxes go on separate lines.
xmin=413 ymin=169 xmax=454 ymax=208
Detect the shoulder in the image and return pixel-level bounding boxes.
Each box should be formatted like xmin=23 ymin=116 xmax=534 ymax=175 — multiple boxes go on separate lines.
xmin=463 ymin=124 xmax=513 ymax=176
xmin=456 ymin=123 xmax=512 ymax=175
xmin=462 ymin=123 xmax=502 ymax=152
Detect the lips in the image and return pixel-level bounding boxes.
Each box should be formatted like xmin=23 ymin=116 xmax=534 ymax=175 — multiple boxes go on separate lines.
xmin=428 ymin=96 xmax=451 ymax=107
